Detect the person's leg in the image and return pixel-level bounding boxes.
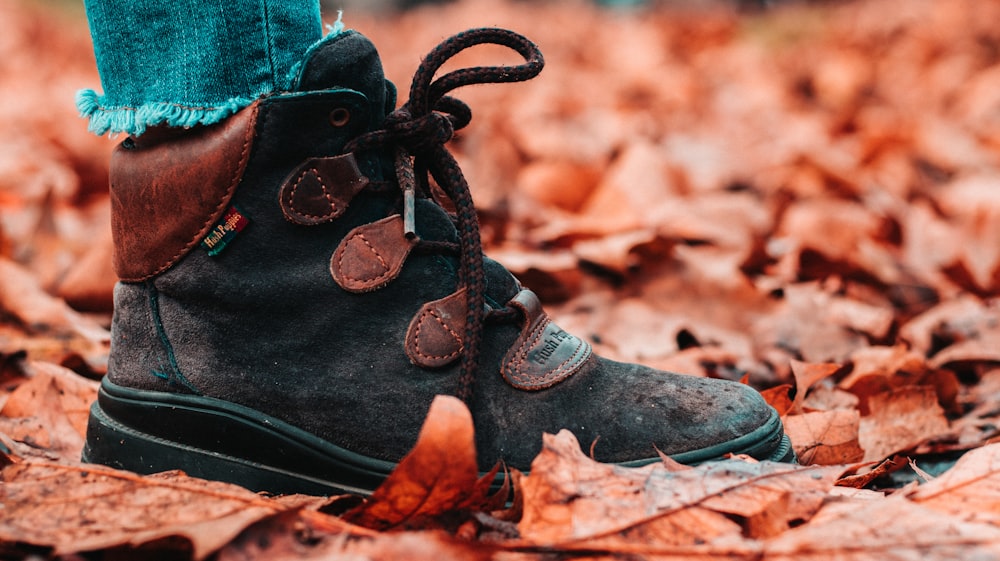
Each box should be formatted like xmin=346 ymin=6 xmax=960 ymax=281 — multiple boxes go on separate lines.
xmin=77 ymin=0 xmax=327 ymax=136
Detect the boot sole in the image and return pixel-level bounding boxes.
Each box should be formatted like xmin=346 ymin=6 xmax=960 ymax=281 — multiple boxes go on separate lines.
xmin=83 ymin=378 xmax=796 ymax=496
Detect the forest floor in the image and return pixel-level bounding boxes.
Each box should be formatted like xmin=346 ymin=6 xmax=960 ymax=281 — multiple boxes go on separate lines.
xmin=2 ymin=0 xmax=1000 ymax=558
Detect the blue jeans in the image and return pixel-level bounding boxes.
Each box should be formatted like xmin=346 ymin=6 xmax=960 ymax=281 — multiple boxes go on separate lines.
xmin=79 ymin=0 xmax=334 ymax=136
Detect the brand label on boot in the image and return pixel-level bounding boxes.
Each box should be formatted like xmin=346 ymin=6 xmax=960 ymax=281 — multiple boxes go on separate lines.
xmin=201 ymin=206 xmax=248 ymax=257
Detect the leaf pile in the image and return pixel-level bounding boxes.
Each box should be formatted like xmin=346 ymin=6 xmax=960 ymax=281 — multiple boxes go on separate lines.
xmin=3 ymin=0 xmax=1000 ymax=558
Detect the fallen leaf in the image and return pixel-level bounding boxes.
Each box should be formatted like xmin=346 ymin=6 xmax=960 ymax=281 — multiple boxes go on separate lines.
xmin=858 ymin=386 xmax=951 ymax=462
xmin=0 ymin=461 xmax=311 ymax=559
xmin=0 ymin=257 xmax=109 ymax=365
xmin=0 ymin=360 xmax=97 ymax=460
xmin=760 ymin=383 xmax=793 ymax=416
xmin=220 ymin=511 xmax=498 ymax=561
xmin=907 ymin=442 xmax=1000 ymax=526
xmin=518 ymin=430 xmax=844 ymax=548
xmin=783 ymin=410 xmax=865 ymax=465
xmin=835 ymin=455 xmax=907 ymax=489
xmin=898 ymin=295 xmax=996 ymax=356
xmin=789 ymin=360 xmax=841 ymax=414
xmin=342 ymin=395 xmax=492 ymax=531
xmin=763 ymin=495 xmax=1000 ymax=561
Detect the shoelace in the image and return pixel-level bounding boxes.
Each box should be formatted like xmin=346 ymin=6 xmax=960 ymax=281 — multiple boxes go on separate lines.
xmin=343 ymin=28 xmax=544 ymax=403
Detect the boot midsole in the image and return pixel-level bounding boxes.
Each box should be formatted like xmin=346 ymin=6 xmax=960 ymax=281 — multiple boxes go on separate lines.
xmin=83 ymin=377 xmax=794 ymax=496
xmin=85 ymin=377 xmax=397 ymax=495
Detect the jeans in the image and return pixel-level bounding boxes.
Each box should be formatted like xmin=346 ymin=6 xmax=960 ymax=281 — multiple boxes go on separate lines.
xmin=78 ymin=0 xmax=331 ymax=136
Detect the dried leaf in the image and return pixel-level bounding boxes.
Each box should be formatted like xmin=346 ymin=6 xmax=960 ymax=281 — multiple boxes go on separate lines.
xmin=342 ymin=395 xmax=483 ymax=530
xmin=835 ymin=455 xmax=907 ymax=489
xmin=907 ymin=442 xmax=1000 ymax=526
xmin=0 ymin=460 xmax=306 ymax=559
xmin=783 ymin=410 xmax=865 ymax=465
xmin=858 ymin=386 xmax=951 ymax=462
xmin=0 ymin=257 xmax=109 ymax=364
xmin=0 ymin=360 xmax=97 ymax=460
xmin=518 ymin=430 xmax=844 ymax=547
xmin=764 ymin=495 xmax=1000 ymax=561
xmin=760 ymin=384 xmax=793 ymax=416
xmin=789 ymin=360 xmax=841 ymax=414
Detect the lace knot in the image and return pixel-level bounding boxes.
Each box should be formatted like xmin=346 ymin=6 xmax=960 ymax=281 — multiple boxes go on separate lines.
xmin=383 ymin=107 xmax=455 ymax=153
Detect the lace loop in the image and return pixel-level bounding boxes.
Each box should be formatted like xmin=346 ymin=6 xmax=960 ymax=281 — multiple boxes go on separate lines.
xmin=343 ymin=28 xmax=544 ymax=403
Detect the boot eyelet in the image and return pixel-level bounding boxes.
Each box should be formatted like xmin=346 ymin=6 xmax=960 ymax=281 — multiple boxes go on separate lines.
xmin=329 ymin=108 xmax=351 ymax=127
xmin=122 ymin=137 xmax=136 ymax=150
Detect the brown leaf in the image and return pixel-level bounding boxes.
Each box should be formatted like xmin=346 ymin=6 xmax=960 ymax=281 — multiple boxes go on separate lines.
xmin=486 ymin=246 xmax=582 ymax=302
xmin=752 ymin=284 xmax=872 ymax=364
xmin=835 ymin=455 xmax=907 ymax=489
xmin=0 ymin=460 xmax=307 ymax=559
xmin=223 ymin=510 xmax=498 ymax=561
xmin=516 ymin=158 xmax=602 ymax=213
xmin=342 ymin=395 xmax=483 ymax=530
xmin=52 ymin=224 xmax=116 ymax=313
xmin=764 ymin=495 xmax=1000 ymax=561
xmin=801 ymin=385 xmax=860 ymax=412
xmin=760 ymin=384 xmax=793 ymax=416
xmin=0 ymin=360 xmax=97 ymax=460
xmin=858 ymin=386 xmax=950 ymax=463
xmin=783 ymin=410 xmax=865 ymax=465
xmin=518 ymin=430 xmax=844 ymax=547
xmin=907 ymin=442 xmax=1000 ymax=526
xmin=0 ymin=257 xmax=109 ymax=365
xmin=789 ymin=360 xmax=841 ymax=414
xmin=898 ymin=295 xmax=996 ymax=356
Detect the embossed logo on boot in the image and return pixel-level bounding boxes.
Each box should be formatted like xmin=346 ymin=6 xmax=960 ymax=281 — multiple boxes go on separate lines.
xmin=530 ymin=327 xmax=573 ymax=366
xmin=501 ymin=289 xmax=593 ymax=391
xmin=201 ymin=206 xmax=248 ymax=257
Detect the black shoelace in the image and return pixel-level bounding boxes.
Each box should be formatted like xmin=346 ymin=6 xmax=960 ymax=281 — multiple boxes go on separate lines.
xmin=343 ymin=28 xmax=544 ymax=403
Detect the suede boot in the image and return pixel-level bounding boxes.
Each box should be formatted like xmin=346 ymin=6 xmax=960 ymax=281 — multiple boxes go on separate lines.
xmin=83 ymin=28 xmax=794 ymax=496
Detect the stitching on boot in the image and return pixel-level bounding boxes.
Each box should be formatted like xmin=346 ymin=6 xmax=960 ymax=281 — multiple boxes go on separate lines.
xmin=501 ymin=290 xmax=591 ymax=390
xmin=287 ymin=168 xmax=339 ymax=220
xmin=332 ymin=215 xmax=413 ymax=292
xmin=147 ymin=282 xmax=201 ymax=394
xmin=337 ymin=232 xmax=390 ymax=282
xmin=146 ymin=103 xmax=258 ymax=280
xmin=507 ymin=322 xmax=587 ymax=386
xmin=413 ymin=309 xmax=464 ymax=361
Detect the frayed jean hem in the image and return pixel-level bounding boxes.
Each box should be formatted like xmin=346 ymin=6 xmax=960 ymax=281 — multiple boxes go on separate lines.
xmin=76 ymin=89 xmax=256 ymax=137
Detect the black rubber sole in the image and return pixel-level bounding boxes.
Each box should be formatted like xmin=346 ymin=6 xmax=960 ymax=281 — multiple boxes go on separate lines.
xmin=83 ymin=378 xmax=796 ymax=496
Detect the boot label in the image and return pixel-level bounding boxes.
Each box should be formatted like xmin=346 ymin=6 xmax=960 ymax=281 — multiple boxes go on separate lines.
xmin=502 ymin=289 xmax=592 ymax=391
xmin=201 ymin=206 xmax=249 ymax=256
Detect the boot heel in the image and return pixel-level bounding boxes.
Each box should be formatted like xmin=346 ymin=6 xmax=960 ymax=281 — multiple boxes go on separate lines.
xmin=83 ymin=379 xmax=393 ymax=496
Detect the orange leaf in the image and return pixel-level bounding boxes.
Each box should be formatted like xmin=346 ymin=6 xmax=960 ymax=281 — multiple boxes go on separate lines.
xmin=858 ymin=386 xmax=950 ymax=463
xmin=0 ymin=460 xmax=306 ymax=559
xmin=342 ymin=395 xmax=481 ymax=530
xmin=907 ymin=442 xmax=1000 ymax=526
xmin=518 ymin=430 xmax=844 ymax=547
xmin=783 ymin=410 xmax=865 ymax=465
xmin=789 ymin=360 xmax=841 ymax=414
xmin=760 ymin=384 xmax=794 ymax=416
xmin=0 ymin=361 xmax=97 ymax=460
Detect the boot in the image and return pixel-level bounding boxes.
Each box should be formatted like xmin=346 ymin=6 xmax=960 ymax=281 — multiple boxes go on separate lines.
xmin=83 ymin=28 xmax=794 ymax=496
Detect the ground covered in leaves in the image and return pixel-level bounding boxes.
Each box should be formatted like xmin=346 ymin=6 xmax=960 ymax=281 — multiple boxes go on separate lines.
xmin=2 ymin=0 xmax=1000 ymax=558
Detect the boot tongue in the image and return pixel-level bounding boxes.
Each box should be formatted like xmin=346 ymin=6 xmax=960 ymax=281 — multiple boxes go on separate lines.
xmin=294 ymin=31 xmax=396 ymax=130
xmin=414 ymin=199 xmax=522 ymax=307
